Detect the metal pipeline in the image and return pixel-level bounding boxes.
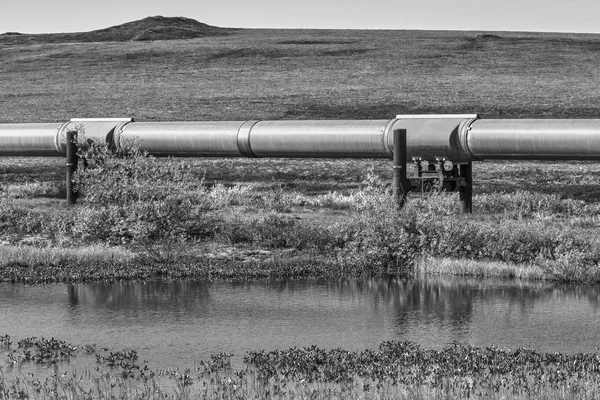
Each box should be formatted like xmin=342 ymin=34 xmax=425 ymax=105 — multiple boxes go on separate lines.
xmin=117 ymin=116 xmax=478 ymax=162
xmin=466 ymin=119 xmax=600 ymax=160
xmin=4 ymin=115 xmax=600 ymax=162
xmin=0 ymin=118 xmax=133 ymax=157
xmin=0 ymin=123 xmax=67 ymax=156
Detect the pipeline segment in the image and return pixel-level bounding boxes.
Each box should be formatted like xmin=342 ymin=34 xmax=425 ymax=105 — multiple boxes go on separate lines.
xmin=0 ymin=123 xmax=67 ymax=156
xmin=467 ymin=119 xmax=600 ymax=160
xmin=0 ymin=118 xmax=133 ymax=157
xmin=118 ymin=117 xmax=479 ymax=162
xmin=4 ymin=116 xmax=600 ymax=162
xmin=0 ymin=116 xmax=477 ymax=162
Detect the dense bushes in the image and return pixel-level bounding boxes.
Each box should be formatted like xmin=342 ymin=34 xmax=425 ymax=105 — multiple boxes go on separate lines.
xmin=0 ymin=199 xmax=73 ymax=243
xmin=2 ymin=146 xmax=600 ymax=281
xmin=72 ymin=141 xmax=224 ymax=245
xmin=337 ymin=171 xmax=600 ymax=279
xmin=220 ymin=213 xmax=343 ymax=251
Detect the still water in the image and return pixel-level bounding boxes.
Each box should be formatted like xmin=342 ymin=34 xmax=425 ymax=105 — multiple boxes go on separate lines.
xmin=2 ymin=276 xmax=600 ymax=372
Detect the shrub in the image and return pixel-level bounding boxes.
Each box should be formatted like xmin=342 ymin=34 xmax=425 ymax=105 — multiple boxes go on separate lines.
xmin=476 ymin=190 xmax=596 ymax=219
xmin=338 ymin=171 xmax=600 ymax=279
xmin=71 ymin=139 xmax=223 ymax=245
xmin=0 ymin=198 xmax=74 ymax=240
xmin=339 ymin=170 xmax=420 ymax=274
xmin=220 ymin=213 xmax=344 ymax=251
xmin=1 ymin=182 xmax=61 ymax=199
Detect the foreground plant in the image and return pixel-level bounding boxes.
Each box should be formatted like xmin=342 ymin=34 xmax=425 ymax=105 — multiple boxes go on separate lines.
xmin=2 ymin=335 xmax=600 ymax=399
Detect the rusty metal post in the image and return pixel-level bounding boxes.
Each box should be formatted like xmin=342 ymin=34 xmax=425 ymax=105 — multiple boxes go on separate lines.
xmin=392 ymin=129 xmax=411 ymax=207
xmin=458 ymin=162 xmax=472 ymax=213
xmin=66 ymin=130 xmax=78 ymax=205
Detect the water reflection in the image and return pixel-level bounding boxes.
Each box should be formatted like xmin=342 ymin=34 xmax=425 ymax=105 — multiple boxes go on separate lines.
xmin=2 ymin=276 xmax=600 ymax=373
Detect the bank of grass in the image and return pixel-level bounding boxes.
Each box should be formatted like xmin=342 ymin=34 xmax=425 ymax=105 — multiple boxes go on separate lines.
xmin=415 ymin=257 xmax=547 ymax=280
xmin=2 ymin=335 xmax=600 ymax=400
xmin=0 ymin=244 xmax=134 ymax=267
xmin=2 ymin=151 xmax=600 ymax=283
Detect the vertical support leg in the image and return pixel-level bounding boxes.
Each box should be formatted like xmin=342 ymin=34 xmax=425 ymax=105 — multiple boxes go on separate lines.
xmin=66 ymin=130 xmax=78 ymax=206
xmin=458 ymin=162 xmax=472 ymax=214
xmin=392 ymin=129 xmax=411 ymax=207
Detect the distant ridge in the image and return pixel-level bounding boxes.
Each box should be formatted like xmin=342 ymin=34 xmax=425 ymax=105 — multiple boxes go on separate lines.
xmin=0 ymin=16 xmax=232 ymax=44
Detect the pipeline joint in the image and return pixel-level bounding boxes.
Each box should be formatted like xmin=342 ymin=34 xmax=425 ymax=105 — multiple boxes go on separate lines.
xmin=236 ymin=120 xmax=260 ymax=158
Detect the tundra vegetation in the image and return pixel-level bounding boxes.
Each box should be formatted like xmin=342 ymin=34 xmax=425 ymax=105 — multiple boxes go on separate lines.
xmin=2 ymin=149 xmax=600 ymax=283
xmin=2 ymin=333 xmax=600 ymax=399
xmin=2 ymin=17 xmax=600 ymax=399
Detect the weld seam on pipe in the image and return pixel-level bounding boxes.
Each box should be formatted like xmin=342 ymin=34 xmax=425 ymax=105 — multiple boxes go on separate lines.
xmin=457 ymin=118 xmax=480 ymax=162
xmin=236 ymin=120 xmax=260 ymax=157
xmin=54 ymin=121 xmax=71 ymax=156
xmin=382 ymin=119 xmax=399 ymax=160
xmin=112 ymin=120 xmax=134 ymax=152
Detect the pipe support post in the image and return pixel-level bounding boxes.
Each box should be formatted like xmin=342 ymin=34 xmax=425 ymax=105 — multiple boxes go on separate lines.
xmin=65 ymin=130 xmax=79 ymax=206
xmin=392 ymin=129 xmax=412 ymax=207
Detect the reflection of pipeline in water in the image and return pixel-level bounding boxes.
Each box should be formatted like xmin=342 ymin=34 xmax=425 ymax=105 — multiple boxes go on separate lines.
xmin=5 ymin=115 xmax=600 ymax=161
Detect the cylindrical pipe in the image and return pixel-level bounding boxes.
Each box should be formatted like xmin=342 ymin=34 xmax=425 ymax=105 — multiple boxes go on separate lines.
xmin=248 ymin=120 xmax=393 ymax=158
xmin=7 ymin=117 xmax=600 ymax=162
xmin=467 ymin=119 xmax=600 ymax=160
xmin=0 ymin=117 xmax=478 ymax=161
xmin=0 ymin=123 xmax=65 ymax=156
xmin=119 ymin=121 xmax=248 ymax=156
xmin=62 ymin=118 xmax=134 ymax=155
xmin=389 ymin=116 xmax=478 ymax=163
xmin=65 ymin=130 xmax=78 ymax=206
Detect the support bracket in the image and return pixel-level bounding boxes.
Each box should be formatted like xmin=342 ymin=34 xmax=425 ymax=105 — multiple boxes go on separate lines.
xmin=392 ymin=129 xmax=473 ymax=213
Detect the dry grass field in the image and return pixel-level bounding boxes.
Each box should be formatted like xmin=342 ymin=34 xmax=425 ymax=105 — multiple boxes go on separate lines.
xmin=2 ymin=19 xmax=600 ymax=123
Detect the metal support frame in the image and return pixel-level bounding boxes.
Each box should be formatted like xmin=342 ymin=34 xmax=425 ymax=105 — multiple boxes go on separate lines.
xmin=458 ymin=162 xmax=473 ymax=214
xmin=392 ymin=129 xmax=412 ymax=207
xmin=392 ymin=129 xmax=473 ymax=212
xmin=65 ymin=130 xmax=78 ymax=206
xmin=406 ymin=160 xmax=472 ymax=213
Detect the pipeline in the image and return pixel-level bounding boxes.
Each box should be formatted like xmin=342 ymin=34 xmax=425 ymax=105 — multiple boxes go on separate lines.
xmin=5 ymin=114 xmax=600 ymax=211
xmin=4 ymin=115 xmax=600 ymax=162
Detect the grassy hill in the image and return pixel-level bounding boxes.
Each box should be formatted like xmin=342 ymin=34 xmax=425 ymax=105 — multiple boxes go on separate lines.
xmin=1 ymin=17 xmax=600 ymax=122
xmin=0 ymin=16 xmax=232 ymax=44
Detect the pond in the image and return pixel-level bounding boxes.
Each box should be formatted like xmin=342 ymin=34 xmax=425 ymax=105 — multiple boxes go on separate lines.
xmin=1 ymin=275 xmax=600 ymax=377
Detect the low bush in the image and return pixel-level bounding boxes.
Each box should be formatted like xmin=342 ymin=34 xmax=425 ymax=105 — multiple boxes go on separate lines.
xmin=220 ymin=213 xmax=345 ymax=251
xmin=72 ymin=140 xmax=224 ymax=245
xmin=72 ymin=197 xmax=222 ymax=245
xmin=476 ymin=190 xmax=599 ymax=219
xmin=0 ymin=198 xmax=74 ymax=240
xmin=338 ymin=172 xmax=600 ymax=280
xmin=3 ymin=149 xmax=600 ymax=281
xmin=0 ymin=181 xmax=62 ymax=199
xmin=4 ymin=335 xmax=600 ymax=399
